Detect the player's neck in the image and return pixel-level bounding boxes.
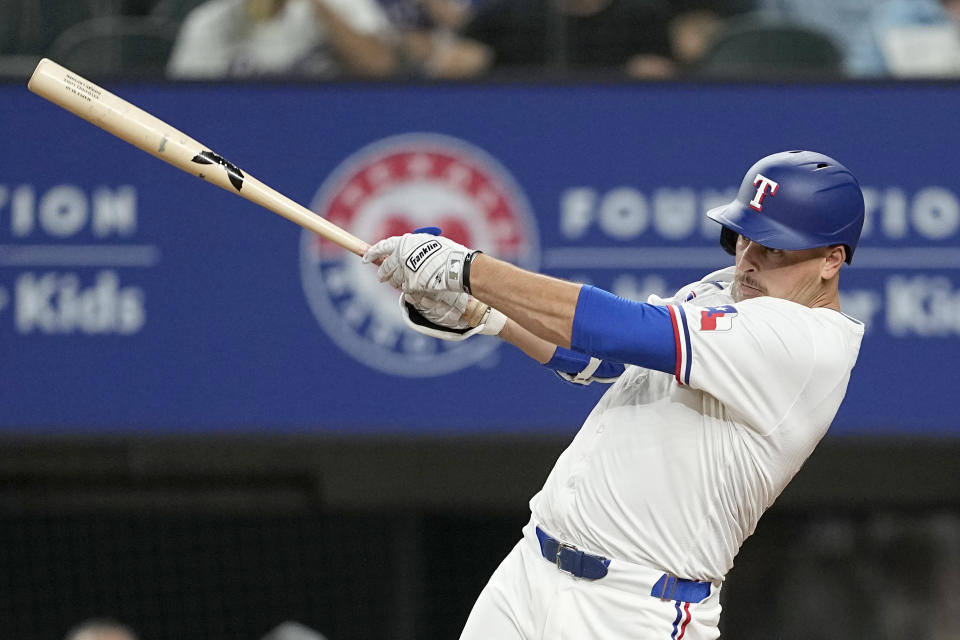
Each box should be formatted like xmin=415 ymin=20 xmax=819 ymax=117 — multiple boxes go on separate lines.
xmin=805 ymin=282 xmax=842 ymax=311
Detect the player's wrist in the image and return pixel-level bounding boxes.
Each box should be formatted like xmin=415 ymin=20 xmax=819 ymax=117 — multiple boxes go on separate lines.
xmin=461 ymin=250 xmax=483 ymax=294
xmin=478 ymin=306 xmax=506 ymax=336
xmin=399 ymin=293 xmax=505 ymax=341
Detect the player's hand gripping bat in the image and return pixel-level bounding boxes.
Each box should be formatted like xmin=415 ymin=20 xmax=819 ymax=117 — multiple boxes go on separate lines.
xmin=26 ymin=58 xmax=491 ymax=327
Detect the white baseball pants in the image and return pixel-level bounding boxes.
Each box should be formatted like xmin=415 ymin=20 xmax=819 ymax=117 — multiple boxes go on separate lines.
xmin=459 ymin=519 xmax=722 ymax=640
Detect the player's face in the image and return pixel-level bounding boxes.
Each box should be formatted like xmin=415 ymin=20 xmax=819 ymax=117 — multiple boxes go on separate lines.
xmin=731 ymin=235 xmax=836 ymax=305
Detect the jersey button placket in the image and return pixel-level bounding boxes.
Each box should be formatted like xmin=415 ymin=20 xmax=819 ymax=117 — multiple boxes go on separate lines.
xmin=568 ymin=421 xmax=604 ymax=490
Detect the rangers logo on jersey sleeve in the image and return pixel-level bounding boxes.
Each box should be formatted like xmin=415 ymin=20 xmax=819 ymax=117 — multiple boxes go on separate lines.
xmin=668 ymin=304 xmax=739 ymax=385
xmin=700 ymin=305 xmax=738 ymax=331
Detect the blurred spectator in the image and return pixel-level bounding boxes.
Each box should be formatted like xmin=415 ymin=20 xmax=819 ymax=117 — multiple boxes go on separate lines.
xmin=668 ymin=10 xmax=725 ymax=69
xmin=166 ymin=0 xmax=397 ymax=79
xmin=859 ymin=0 xmax=960 ymax=77
xmin=379 ymin=0 xmax=481 ymax=31
xmin=755 ymin=0 xmax=880 ymax=76
xmin=378 ymin=0 xmax=492 ymax=77
xmin=663 ymin=0 xmax=756 ymax=71
xmin=65 ymin=618 xmax=138 ymax=640
xmin=689 ymin=12 xmax=844 ymax=79
xmin=425 ymin=0 xmax=486 ymax=29
xmin=461 ymin=0 xmax=677 ymax=79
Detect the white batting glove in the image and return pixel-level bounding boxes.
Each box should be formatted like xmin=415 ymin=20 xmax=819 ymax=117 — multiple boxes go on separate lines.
xmin=362 ymin=233 xmax=481 ymax=295
xmin=405 ymin=290 xmax=471 ymax=330
xmin=399 ymin=291 xmax=506 ymax=342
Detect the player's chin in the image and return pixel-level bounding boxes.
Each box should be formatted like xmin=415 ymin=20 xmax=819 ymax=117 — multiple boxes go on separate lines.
xmin=733 ymin=281 xmax=764 ymax=301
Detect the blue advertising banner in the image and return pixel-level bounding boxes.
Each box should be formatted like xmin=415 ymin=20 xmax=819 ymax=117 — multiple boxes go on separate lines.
xmin=1 ymin=81 xmax=958 ymax=436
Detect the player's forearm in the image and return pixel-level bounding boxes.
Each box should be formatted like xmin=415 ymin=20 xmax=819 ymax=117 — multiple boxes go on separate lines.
xmin=498 ymin=318 xmax=557 ymax=364
xmin=469 ymin=254 xmax=581 ymax=348
xmin=311 ymin=1 xmax=397 ymax=77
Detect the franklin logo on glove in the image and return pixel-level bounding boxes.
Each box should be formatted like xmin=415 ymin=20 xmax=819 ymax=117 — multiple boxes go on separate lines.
xmin=405 ymin=240 xmax=443 ymax=272
xmin=364 ymin=232 xmax=474 ymax=294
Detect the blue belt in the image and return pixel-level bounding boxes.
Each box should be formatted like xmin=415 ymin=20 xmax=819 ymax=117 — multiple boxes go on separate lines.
xmin=536 ymin=526 xmax=610 ymax=580
xmin=650 ymin=573 xmax=711 ymax=604
xmin=535 ymin=527 xmax=711 ymax=603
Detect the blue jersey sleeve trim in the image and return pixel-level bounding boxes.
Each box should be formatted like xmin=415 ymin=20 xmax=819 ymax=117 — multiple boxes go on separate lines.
xmin=544 ymin=347 xmax=591 ymax=373
xmin=593 ymin=360 xmax=626 ymax=379
xmin=544 ymin=347 xmax=625 ymax=379
xmin=570 ymin=285 xmax=676 ymax=375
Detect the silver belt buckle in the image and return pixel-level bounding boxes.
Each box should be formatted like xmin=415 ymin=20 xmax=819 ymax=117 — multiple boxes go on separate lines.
xmin=555 ymin=542 xmax=577 ymax=574
xmin=657 ymin=574 xmax=679 ymax=601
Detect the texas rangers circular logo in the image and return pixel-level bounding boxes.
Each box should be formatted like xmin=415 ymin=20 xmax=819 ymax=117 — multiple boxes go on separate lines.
xmin=300 ymin=133 xmax=540 ymax=377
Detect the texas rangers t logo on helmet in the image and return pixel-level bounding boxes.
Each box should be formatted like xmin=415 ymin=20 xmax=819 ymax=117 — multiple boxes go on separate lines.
xmin=749 ymin=173 xmax=779 ymax=211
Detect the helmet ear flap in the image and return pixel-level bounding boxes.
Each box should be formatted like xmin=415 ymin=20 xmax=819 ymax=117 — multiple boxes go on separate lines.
xmin=720 ymin=227 xmax=738 ymax=256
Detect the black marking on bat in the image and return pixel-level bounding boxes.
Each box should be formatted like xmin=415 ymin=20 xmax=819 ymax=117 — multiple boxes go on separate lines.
xmin=191 ymin=149 xmax=245 ymax=191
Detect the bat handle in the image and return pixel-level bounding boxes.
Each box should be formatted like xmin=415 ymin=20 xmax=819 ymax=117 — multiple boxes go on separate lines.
xmin=351 ymin=242 xmax=371 ymax=258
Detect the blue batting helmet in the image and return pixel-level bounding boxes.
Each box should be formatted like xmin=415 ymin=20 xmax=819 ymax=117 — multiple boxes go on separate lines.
xmin=706 ymin=150 xmax=865 ymax=264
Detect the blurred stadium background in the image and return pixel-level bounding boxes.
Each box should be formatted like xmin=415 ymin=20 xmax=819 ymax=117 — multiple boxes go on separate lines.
xmin=2 ymin=0 xmax=960 ymax=638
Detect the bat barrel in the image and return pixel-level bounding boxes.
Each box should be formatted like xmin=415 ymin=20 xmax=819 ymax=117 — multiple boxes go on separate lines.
xmin=27 ymin=58 xmax=369 ymax=256
xmin=27 ymin=58 xmax=486 ymax=322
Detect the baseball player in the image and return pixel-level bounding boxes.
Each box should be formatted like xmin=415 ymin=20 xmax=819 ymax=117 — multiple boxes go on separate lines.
xmin=364 ymin=150 xmax=866 ymax=639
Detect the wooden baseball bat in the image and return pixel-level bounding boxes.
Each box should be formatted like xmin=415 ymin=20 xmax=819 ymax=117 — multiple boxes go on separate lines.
xmin=27 ymin=58 xmax=489 ymax=326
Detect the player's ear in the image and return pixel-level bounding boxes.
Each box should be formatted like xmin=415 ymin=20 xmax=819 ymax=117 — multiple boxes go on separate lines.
xmin=821 ymin=245 xmax=845 ymax=279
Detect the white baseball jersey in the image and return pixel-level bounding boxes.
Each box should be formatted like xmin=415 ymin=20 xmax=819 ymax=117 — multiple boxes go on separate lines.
xmin=529 ymin=266 xmax=864 ymax=583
